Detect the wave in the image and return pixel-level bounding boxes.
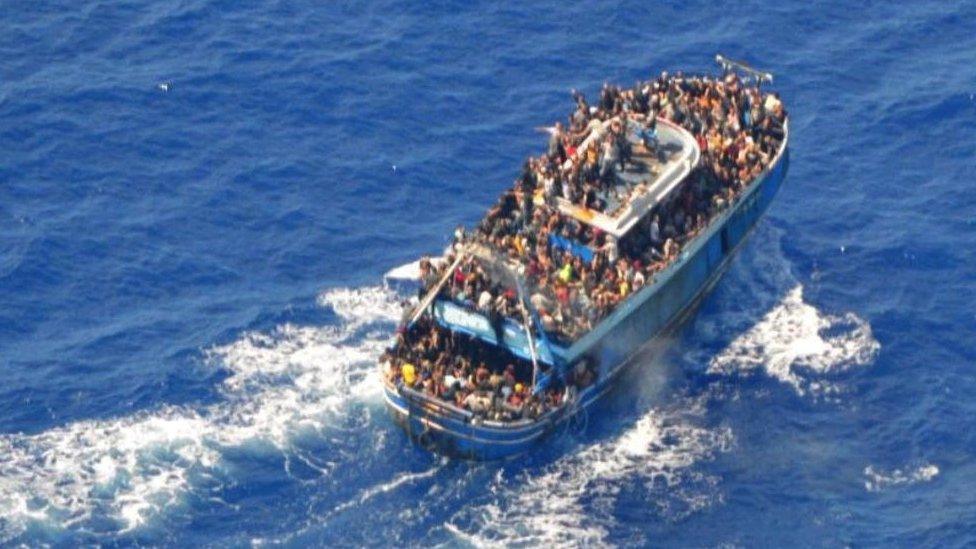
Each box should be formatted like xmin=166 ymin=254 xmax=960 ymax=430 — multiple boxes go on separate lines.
xmin=863 ymin=463 xmax=939 ymax=492
xmin=326 ymin=463 xmax=445 ymax=517
xmin=0 ymin=285 xmax=400 ymax=541
xmin=690 ymin=226 xmax=881 ymax=398
xmin=444 ymin=397 xmax=732 ymax=547
xmin=707 ymin=284 xmax=880 ymax=397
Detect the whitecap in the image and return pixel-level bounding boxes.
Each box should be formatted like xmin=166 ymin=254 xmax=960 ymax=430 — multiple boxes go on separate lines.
xmin=863 ymin=463 xmax=939 ymax=492
xmin=689 ymin=225 xmax=881 ymax=398
xmin=707 ymin=284 xmax=880 ymax=397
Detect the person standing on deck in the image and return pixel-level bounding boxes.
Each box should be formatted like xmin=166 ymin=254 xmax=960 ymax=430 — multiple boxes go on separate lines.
xmin=599 ymin=134 xmax=619 ymax=185
xmin=547 ymin=122 xmax=566 ymax=162
xmin=648 ymin=214 xmax=662 ymax=248
xmin=600 ymin=235 xmax=619 ymax=264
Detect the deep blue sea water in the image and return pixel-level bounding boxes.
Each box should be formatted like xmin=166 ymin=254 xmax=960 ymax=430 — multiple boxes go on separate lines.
xmin=2 ymin=1 xmax=976 ymax=546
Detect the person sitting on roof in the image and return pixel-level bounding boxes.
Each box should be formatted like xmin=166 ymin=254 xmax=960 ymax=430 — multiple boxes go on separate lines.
xmin=613 ymin=116 xmax=633 ymax=169
xmin=547 ymin=122 xmax=566 ymax=162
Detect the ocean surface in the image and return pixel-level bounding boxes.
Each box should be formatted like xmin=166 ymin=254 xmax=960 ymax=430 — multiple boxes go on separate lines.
xmin=2 ymin=1 xmax=975 ymax=546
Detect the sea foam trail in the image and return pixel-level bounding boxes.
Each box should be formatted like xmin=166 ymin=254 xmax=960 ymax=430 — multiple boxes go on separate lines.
xmin=0 ymin=286 xmax=400 ymax=541
xmin=446 ymin=398 xmax=732 ymax=547
xmin=863 ymin=463 xmax=940 ymax=492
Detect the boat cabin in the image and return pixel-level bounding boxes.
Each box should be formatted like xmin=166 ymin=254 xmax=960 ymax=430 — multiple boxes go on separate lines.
xmin=553 ymin=117 xmax=700 ymax=238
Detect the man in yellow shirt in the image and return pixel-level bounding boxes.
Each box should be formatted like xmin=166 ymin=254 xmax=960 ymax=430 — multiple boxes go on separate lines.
xmin=402 ymin=363 xmax=417 ymax=386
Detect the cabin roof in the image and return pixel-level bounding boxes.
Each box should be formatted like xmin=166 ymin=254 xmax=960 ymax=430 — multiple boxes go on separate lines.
xmin=555 ymin=118 xmax=700 ymax=238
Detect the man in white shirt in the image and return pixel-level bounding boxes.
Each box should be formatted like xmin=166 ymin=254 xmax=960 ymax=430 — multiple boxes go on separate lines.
xmin=477 ymin=289 xmax=493 ymax=313
xmin=648 ymin=214 xmax=661 ymax=246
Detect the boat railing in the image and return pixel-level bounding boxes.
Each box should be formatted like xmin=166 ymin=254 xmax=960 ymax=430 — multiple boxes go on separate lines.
xmin=397 ymin=383 xmax=551 ymax=430
xmin=613 ymin=121 xmax=701 ymax=233
xmin=715 ymin=54 xmax=773 ymax=84
xmin=399 ymin=384 xmax=474 ymax=423
xmin=480 ymin=416 xmax=539 ymax=429
xmin=560 ymin=118 xmax=610 ymax=171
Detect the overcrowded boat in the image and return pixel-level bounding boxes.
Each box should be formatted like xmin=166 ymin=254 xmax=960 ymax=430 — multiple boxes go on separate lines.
xmin=379 ymin=55 xmax=790 ymax=459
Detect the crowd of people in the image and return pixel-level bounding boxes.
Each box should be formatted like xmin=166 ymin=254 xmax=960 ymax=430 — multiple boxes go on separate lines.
xmin=436 ymin=70 xmax=786 ymax=341
xmin=384 ymin=69 xmax=787 ymax=420
xmin=380 ymin=317 xmax=593 ymax=421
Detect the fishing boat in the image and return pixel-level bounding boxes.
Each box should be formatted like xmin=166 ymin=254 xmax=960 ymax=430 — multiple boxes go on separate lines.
xmin=379 ymin=56 xmax=789 ymax=459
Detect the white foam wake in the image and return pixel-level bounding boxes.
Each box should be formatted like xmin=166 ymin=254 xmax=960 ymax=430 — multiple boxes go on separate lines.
xmin=446 ymin=400 xmax=731 ymax=547
xmin=707 ymin=284 xmax=880 ymax=397
xmin=328 ymin=463 xmax=445 ymax=517
xmin=683 ymin=224 xmax=881 ymax=398
xmin=863 ymin=463 xmax=939 ymax=492
xmin=0 ymin=286 xmax=400 ymax=541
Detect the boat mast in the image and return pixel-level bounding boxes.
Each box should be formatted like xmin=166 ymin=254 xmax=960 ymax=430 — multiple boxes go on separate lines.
xmin=514 ymin=276 xmax=541 ymax=393
xmin=408 ymin=251 xmax=466 ymax=327
xmin=468 ymin=245 xmax=553 ymax=392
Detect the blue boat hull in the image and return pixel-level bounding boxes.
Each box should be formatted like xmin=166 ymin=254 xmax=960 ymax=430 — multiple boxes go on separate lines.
xmin=384 ymin=143 xmax=790 ymax=460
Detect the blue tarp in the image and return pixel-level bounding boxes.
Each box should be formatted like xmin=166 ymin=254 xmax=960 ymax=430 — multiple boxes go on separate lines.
xmin=431 ymin=300 xmax=555 ymax=365
xmin=548 ymin=234 xmax=595 ymax=262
